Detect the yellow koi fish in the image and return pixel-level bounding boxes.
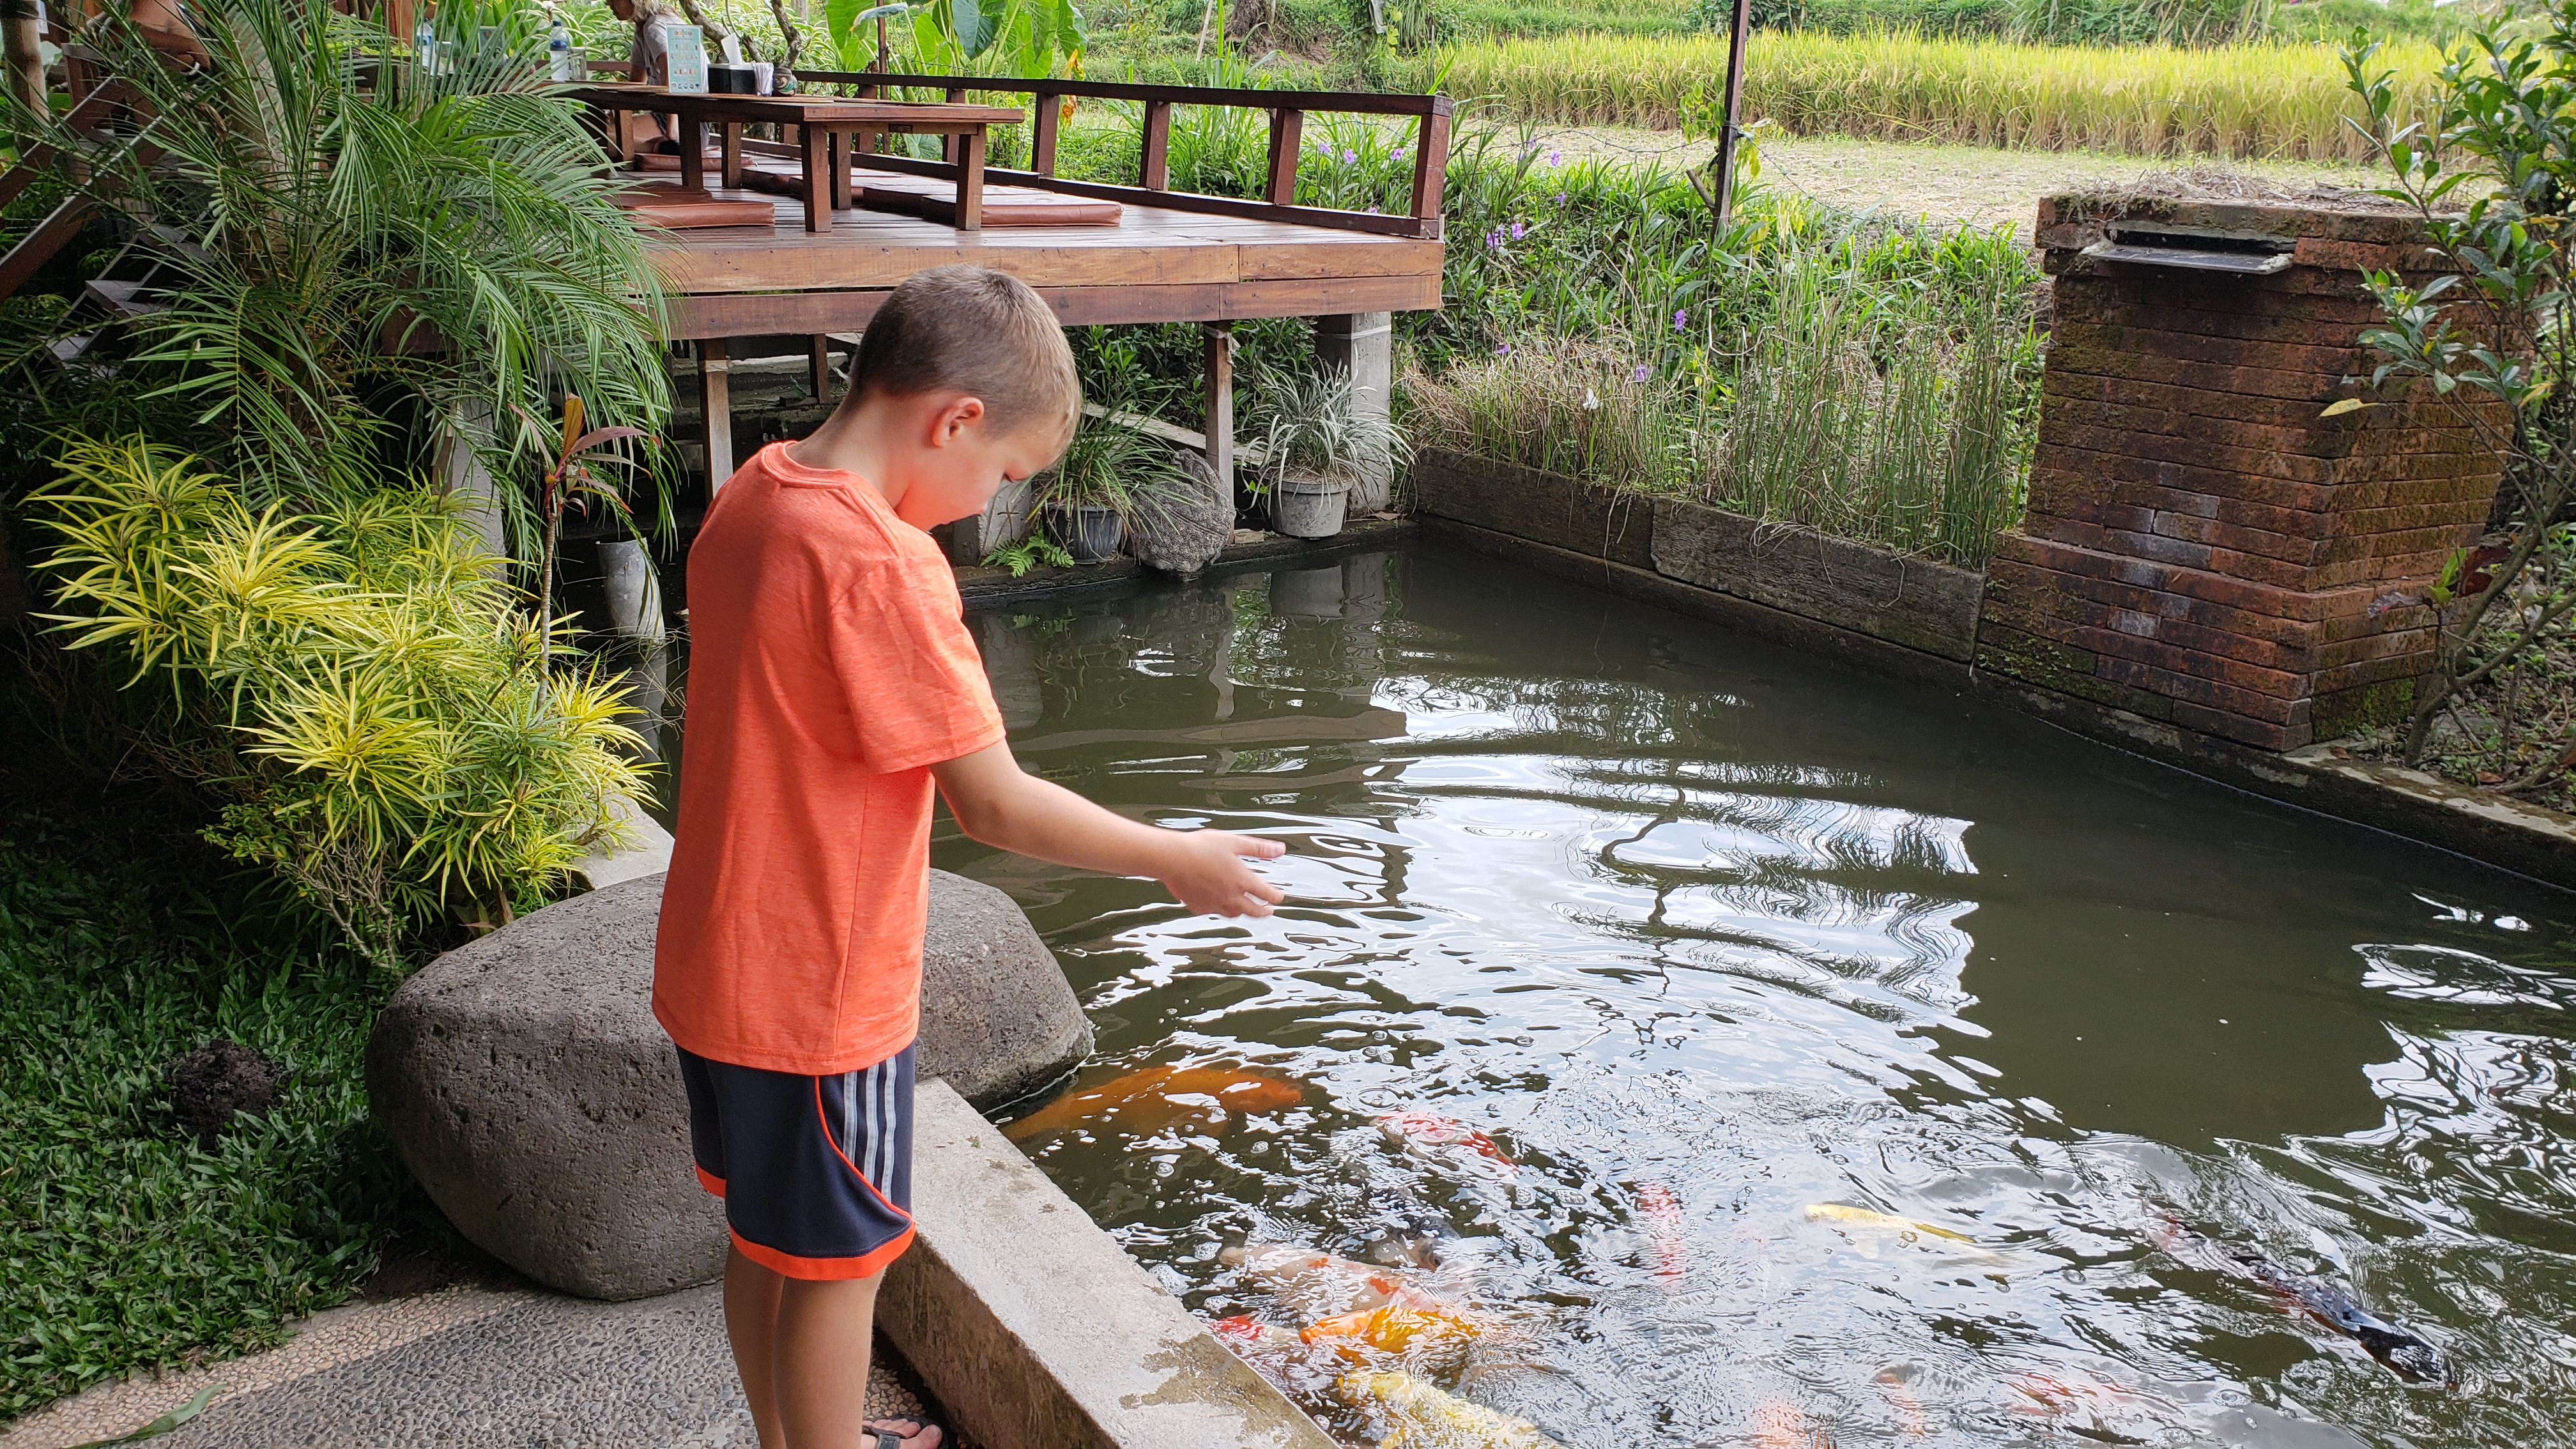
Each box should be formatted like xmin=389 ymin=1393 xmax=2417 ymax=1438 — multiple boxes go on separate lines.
xmin=1804 ymin=1204 xmax=1975 ymax=1243
xmin=1337 ymin=1371 xmax=1565 ymax=1449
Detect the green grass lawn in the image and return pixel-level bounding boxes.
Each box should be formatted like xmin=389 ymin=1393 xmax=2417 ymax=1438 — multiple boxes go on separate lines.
xmin=0 ymin=810 xmax=402 ymax=1420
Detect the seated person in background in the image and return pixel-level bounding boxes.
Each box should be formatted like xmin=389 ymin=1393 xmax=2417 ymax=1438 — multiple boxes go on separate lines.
xmin=605 ymin=0 xmax=683 ymax=155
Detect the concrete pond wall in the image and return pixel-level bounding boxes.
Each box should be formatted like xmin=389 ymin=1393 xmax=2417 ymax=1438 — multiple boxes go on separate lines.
xmin=1410 ymin=447 xmax=1985 ymax=681
xmin=1408 ymin=446 xmax=2576 ymax=893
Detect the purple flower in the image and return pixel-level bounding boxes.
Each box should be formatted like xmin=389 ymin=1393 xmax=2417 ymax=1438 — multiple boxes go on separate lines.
xmin=1485 ymin=226 xmax=1505 ymax=249
xmin=1510 ymin=220 xmax=1526 ymax=239
xmin=1632 ymin=363 xmax=1651 ymax=383
xmin=1366 ymin=204 xmax=1379 ymax=214
xmin=1554 ymin=191 xmax=1567 ymax=204
xmin=1673 ymin=308 xmax=1688 ymax=330
xmin=1547 ymin=149 xmax=1561 ymax=165
xmin=1494 ymin=341 xmax=1512 ymax=356
xmin=1343 ymin=148 xmax=1359 ymax=164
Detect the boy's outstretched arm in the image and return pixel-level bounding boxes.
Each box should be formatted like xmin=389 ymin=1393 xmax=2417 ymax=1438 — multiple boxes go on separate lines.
xmin=932 ymin=740 xmax=1286 ymax=917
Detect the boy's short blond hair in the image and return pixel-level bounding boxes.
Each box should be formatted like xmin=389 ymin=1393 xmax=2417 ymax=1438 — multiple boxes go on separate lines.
xmin=847 ymin=265 xmax=1081 ymax=448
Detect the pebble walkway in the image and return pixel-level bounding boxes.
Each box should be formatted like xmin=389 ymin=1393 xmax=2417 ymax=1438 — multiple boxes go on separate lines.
xmin=1 ymin=1284 xmax=948 ymax=1449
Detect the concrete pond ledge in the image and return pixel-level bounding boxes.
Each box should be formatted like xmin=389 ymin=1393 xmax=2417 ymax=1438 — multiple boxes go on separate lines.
xmin=881 ymin=1080 xmax=1337 ymax=1449
xmin=1411 ymin=447 xmax=1985 ymax=664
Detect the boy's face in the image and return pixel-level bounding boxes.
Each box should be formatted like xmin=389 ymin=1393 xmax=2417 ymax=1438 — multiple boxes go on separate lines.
xmin=888 ymin=395 xmax=1066 ymax=530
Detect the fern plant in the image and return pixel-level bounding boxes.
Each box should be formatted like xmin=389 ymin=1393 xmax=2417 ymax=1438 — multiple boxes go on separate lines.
xmin=1 ymin=0 xmax=671 ymax=544
xmin=29 ymin=437 xmax=652 ymax=967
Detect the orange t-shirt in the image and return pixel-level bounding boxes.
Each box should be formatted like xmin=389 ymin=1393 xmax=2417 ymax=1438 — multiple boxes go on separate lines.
xmin=653 ymin=441 xmax=1005 ymax=1075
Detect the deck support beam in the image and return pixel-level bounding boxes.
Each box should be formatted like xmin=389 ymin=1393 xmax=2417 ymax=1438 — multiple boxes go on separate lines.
xmin=1315 ymin=311 xmax=1393 ymax=512
xmin=1202 ymin=321 xmax=1234 ymax=497
xmin=699 ymin=338 xmax=735 ymax=491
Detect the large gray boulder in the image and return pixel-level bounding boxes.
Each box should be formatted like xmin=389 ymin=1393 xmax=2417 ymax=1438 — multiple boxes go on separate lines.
xmin=368 ymin=870 xmax=1090 ymax=1300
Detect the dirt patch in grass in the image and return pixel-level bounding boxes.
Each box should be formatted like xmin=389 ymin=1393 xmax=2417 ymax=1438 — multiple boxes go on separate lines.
xmin=1513 ymin=126 xmax=2386 ymax=236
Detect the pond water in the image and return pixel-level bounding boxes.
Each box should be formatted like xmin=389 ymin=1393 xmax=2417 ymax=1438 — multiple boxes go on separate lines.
xmin=635 ymin=539 xmax=2576 ymax=1447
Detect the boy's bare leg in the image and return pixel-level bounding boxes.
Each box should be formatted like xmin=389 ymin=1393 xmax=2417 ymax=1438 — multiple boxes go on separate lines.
xmin=723 ymin=1244 xmax=788 ymax=1447
xmin=725 ymin=1243 xmax=938 ymax=1449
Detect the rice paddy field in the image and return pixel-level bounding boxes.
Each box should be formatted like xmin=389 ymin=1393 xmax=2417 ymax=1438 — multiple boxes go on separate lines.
xmin=1409 ymin=30 xmax=2444 ymax=159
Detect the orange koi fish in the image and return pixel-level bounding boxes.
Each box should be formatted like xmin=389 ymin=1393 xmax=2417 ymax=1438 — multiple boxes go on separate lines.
xmin=1299 ymin=1304 xmax=1481 ymax=1359
xmin=1750 ymin=1399 xmax=1831 ymax=1449
xmin=1002 ymin=1064 xmax=1305 ymax=1142
xmin=1377 ymin=1109 xmax=1518 ymax=1172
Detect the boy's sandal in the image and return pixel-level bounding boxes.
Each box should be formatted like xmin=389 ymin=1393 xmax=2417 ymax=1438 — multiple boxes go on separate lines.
xmin=866 ymin=1417 xmax=940 ymax=1449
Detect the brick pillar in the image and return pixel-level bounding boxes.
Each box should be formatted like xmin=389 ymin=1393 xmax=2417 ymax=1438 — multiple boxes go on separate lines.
xmin=1977 ymin=195 xmax=2510 ymax=751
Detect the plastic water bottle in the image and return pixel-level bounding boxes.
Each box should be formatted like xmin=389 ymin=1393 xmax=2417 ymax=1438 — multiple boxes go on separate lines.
xmin=548 ymin=15 xmax=572 ymax=81
xmin=413 ymin=2 xmax=438 ymax=73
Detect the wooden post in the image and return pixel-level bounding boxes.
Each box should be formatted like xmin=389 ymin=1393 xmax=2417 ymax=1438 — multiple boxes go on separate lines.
xmin=1030 ymin=91 xmax=1060 ymax=175
xmin=1710 ymin=0 xmax=1752 ymax=229
xmin=1140 ymin=99 xmax=1171 ymax=191
xmin=943 ymin=84 xmax=964 ymax=163
xmin=699 ymin=339 xmax=735 ymax=489
xmin=1408 ymin=107 xmax=1450 ymax=232
xmin=5 ymin=0 xmax=48 ymax=116
xmin=799 ymin=119 xmax=829 ymax=231
xmin=1202 ymin=321 xmax=1233 ymax=498
xmin=1264 ymin=108 xmax=1302 ymax=206
xmin=809 ymin=335 xmax=832 ymax=402
xmin=954 ymin=126 xmax=985 ymax=231
xmin=679 ymin=114 xmax=707 ymax=192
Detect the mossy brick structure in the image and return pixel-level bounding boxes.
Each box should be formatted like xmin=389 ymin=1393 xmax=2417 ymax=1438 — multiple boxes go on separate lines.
xmin=1979 ymin=194 xmax=2510 ymax=751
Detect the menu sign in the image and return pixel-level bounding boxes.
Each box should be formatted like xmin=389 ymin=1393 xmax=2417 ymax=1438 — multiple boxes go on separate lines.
xmin=666 ymin=24 xmax=707 ymax=93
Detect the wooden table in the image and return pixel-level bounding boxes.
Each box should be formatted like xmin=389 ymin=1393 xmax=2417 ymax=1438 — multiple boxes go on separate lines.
xmin=567 ymin=85 xmax=1023 ymax=232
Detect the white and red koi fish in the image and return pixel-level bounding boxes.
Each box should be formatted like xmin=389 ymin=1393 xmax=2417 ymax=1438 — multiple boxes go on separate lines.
xmin=1220 ymin=1243 xmax=1451 ymax=1317
xmin=1636 ymin=1181 xmax=1689 ymax=1281
xmin=1378 ymin=1109 xmax=1518 ymax=1172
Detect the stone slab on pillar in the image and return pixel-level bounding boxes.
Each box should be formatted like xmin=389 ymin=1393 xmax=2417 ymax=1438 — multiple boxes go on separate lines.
xmin=1316 ymin=310 xmax=1393 ymax=513
xmin=1976 ymin=194 xmax=2509 ymax=751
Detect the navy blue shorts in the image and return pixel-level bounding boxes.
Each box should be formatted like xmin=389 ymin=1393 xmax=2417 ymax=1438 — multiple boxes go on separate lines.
xmin=676 ymin=1040 xmax=917 ymax=1280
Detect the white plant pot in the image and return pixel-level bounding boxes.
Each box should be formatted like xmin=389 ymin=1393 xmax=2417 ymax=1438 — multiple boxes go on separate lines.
xmin=1271 ymin=471 xmax=1351 ymax=540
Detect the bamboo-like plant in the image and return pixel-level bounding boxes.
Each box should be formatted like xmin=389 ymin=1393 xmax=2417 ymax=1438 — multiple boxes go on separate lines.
xmin=29 ymin=436 xmax=650 ymax=965
xmin=2 ymin=0 xmax=670 ymax=544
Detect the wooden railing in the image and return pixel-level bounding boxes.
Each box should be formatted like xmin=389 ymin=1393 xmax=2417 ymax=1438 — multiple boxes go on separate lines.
xmin=790 ymin=71 xmax=1450 ymax=241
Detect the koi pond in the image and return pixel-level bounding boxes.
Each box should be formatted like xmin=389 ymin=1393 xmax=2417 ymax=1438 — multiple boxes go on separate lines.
xmin=916 ymin=542 xmax=2576 ymax=1449
xmin=644 ymin=538 xmax=2574 ymax=1447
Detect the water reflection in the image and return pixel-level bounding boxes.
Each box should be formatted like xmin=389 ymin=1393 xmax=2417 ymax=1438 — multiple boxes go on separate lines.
xmin=935 ymin=543 xmax=2575 ymax=1449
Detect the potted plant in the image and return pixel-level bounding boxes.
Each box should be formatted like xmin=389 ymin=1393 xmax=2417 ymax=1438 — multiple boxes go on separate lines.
xmin=1029 ymin=412 xmax=1187 ymax=564
xmin=1251 ymin=365 xmax=1413 ymax=540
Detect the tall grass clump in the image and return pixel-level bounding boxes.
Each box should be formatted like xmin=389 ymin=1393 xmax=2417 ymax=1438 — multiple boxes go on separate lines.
xmin=1420 ymin=30 xmax=2441 ymax=158
xmin=1709 ymin=243 xmax=2035 ymax=563
xmin=1414 ymin=132 xmax=2041 ymax=567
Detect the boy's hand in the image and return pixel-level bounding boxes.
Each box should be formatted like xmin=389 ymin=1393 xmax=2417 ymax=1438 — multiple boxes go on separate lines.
xmin=1154 ymin=829 xmax=1287 ymax=917
xmin=935 ymin=741 xmax=1289 ymax=917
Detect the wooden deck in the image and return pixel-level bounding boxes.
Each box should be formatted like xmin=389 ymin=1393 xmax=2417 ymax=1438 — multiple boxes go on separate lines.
xmin=653 ymin=184 xmax=1446 ymax=339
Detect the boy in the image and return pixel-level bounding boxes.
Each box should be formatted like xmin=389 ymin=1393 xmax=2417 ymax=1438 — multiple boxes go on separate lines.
xmin=653 ymin=266 xmax=1284 ymax=1449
